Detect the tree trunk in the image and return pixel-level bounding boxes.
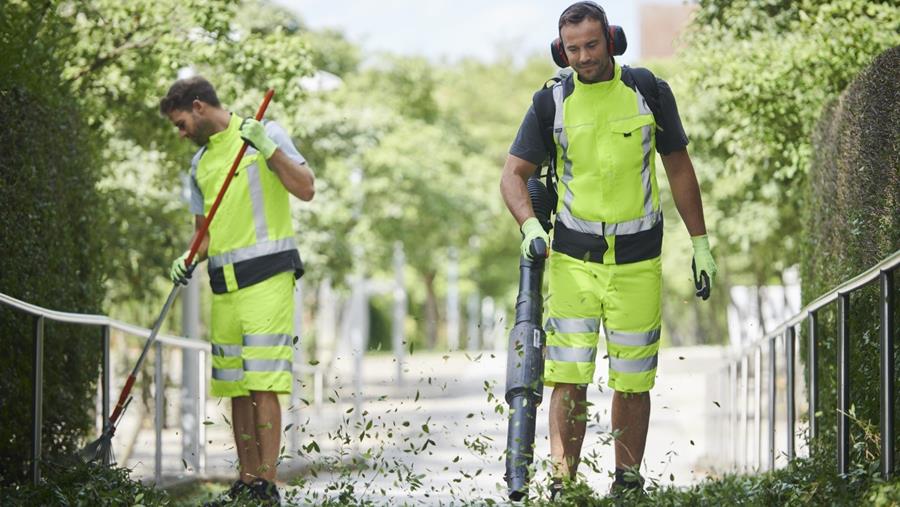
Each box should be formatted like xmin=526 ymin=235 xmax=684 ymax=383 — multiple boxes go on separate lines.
xmin=423 ymin=271 xmax=439 ymax=349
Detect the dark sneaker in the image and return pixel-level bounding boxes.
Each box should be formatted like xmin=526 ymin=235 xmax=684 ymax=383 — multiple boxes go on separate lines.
xmin=549 ymin=479 xmax=564 ymax=501
xmin=202 ymin=479 xmax=253 ymax=507
xmin=250 ymin=478 xmax=281 ymax=505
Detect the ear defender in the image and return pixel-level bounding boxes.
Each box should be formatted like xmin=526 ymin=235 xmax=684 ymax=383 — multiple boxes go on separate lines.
xmin=551 ymin=38 xmax=569 ymax=68
xmin=551 ymin=25 xmax=627 ymax=68
xmin=609 ymin=25 xmax=627 ymax=56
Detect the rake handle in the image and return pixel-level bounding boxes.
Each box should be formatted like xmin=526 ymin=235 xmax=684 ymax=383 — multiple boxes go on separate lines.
xmin=109 ymin=375 xmax=136 ymax=426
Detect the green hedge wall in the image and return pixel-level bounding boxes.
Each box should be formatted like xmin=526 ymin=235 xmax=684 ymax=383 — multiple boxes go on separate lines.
xmin=801 ymin=46 xmax=900 ymax=463
xmin=0 ymin=83 xmax=107 ymax=483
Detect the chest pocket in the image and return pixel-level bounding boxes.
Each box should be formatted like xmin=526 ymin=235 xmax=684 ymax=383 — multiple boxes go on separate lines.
xmin=609 ymin=114 xmax=654 ymax=139
xmin=607 ymin=114 xmax=654 ymax=169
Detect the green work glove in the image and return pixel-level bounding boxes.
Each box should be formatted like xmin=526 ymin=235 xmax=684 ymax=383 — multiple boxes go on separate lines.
xmin=169 ymin=251 xmax=196 ymax=286
xmin=691 ymin=235 xmax=717 ymax=301
xmin=239 ymin=118 xmax=278 ymax=159
xmin=520 ymin=217 xmax=550 ymax=260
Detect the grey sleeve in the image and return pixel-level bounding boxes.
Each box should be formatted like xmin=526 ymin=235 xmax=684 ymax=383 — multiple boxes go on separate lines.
xmin=188 ymin=150 xmax=204 ymax=215
xmin=264 ymin=121 xmax=306 ymax=165
xmin=509 ymin=105 xmax=550 ymax=166
xmin=654 ymin=78 xmax=690 ymax=155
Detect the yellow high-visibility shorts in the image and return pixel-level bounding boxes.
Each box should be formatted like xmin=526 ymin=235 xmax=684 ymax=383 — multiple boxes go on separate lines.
xmin=210 ymin=271 xmax=294 ymax=397
xmin=544 ymin=253 xmax=661 ymax=393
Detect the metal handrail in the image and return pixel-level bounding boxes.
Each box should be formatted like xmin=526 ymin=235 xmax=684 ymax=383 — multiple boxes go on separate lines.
xmin=0 ymin=292 xmax=209 ymax=351
xmin=734 ymin=249 xmax=900 ymax=357
xmin=717 ymin=248 xmax=898 ymax=479
xmin=1 ymin=290 xmax=209 ymax=486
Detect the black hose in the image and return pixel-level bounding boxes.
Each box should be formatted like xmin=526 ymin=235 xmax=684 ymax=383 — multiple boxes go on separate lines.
xmin=527 ymin=177 xmax=553 ymax=233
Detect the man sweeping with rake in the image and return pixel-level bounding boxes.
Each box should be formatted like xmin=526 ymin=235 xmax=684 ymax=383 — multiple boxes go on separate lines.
xmin=161 ymin=76 xmax=315 ymax=505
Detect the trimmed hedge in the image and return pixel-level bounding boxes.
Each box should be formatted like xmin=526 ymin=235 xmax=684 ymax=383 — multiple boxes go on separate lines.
xmin=0 ymin=84 xmax=107 ymax=482
xmin=801 ymin=46 xmax=900 ymax=463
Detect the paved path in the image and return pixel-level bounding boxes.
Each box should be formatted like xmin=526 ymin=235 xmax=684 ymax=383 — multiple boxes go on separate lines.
xmin=125 ymin=345 xmax=728 ymax=504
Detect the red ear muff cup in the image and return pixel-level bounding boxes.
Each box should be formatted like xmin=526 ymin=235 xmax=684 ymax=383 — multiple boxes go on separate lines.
xmin=551 ymin=38 xmax=569 ymax=68
xmin=609 ymin=25 xmax=627 ymax=56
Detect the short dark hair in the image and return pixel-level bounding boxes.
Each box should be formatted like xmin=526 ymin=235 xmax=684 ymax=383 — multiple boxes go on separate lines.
xmin=158 ymin=76 xmax=221 ymax=115
xmin=558 ymin=1 xmax=608 ymax=32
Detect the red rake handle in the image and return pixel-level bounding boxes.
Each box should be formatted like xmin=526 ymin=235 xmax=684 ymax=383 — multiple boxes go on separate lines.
xmin=185 ymin=88 xmax=275 ymax=266
xmin=109 ymin=375 xmax=136 ymax=426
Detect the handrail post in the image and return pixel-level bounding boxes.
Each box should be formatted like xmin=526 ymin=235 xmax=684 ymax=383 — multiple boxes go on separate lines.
xmin=881 ymin=269 xmax=895 ymax=479
xmin=729 ymin=361 xmax=737 ymax=469
xmin=786 ymin=326 xmax=796 ymax=460
xmin=838 ymin=293 xmax=850 ymax=477
xmin=199 ymin=350 xmax=207 ymax=476
xmin=155 ymin=340 xmax=164 ymax=485
xmin=755 ymin=346 xmax=762 ymax=470
xmin=809 ymin=311 xmax=819 ymax=441
xmin=768 ymin=335 xmax=776 ymax=471
xmin=741 ymin=355 xmax=749 ymax=470
xmin=101 ymin=325 xmax=111 ymax=465
xmin=32 ymin=316 xmax=45 ymax=485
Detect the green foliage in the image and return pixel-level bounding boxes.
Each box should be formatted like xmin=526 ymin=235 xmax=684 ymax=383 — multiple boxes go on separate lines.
xmin=532 ymin=452 xmax=889 ymax=506
xmin=0 ymin=70 xmax=106 ymax=485
xmin=0 ymin=461 xmax=170 ymax=506
xmin=800 ymin=46 xmax=900 ymax=463
xmin=677 ymin=0 xmax=900 ymax=281
xmin=300 ymin=28 xmax=362 ymax=78
xmin=434 ymin=57 xmax=557 ymax=302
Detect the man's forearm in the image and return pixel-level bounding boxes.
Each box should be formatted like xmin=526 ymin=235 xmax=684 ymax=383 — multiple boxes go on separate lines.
xmin=500 ymin=154 xmax=539 ymax=227
xmin=268 ymin=149 xmax=315 ymax=201
xmin=662 ymin=150 xmax=707 ymax=237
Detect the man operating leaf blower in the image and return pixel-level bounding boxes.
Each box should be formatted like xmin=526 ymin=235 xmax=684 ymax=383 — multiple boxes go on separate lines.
xmin=500 ymin=1 xmax=717 ymax=501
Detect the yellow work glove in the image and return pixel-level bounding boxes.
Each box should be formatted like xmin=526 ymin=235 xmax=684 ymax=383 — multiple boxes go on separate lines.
xmin=520 ymin=217 xmax=550 ymax=260
xmin=169 ymin=251 xmax=195 ymax=286
xmin=239 ymin=118 xmax=278 ymax=159
xmin=691 ymin=235 xmax=717 ymax=300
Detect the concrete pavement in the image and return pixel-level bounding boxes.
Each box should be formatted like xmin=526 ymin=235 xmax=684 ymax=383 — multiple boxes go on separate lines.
xmin=124 ymin=345 xmax=729 ymax=504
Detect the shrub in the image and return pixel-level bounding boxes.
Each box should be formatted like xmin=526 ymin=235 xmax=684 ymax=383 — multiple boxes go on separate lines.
xmin=801 ymin=45 xmax=900 ymax=464
xmin=0 ymin=461 xmax=169 ymax=506
xmin=0 ymin=4 xmax=107 ymax=484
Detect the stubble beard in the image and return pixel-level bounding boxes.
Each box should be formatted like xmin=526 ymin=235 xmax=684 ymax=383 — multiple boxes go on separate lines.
xmin=191 ymin=118 xmax=212 ymax=147
xmin=577 ymin=57 xmax=612 ymax=84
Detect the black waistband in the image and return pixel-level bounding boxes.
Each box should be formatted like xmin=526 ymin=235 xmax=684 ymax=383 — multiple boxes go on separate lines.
xmin=209 ymin=249 xmax=304 ymax=294
xmin=552 ymin=218 xmax=663 ymax=265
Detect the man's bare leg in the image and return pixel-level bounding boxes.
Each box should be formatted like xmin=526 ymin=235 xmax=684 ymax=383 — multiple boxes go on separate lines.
xmin=251 ymin=391 xmax=282 ymax=482
xmin=232 ymin=396 xmax=261 ymax=483
xmin=548 ymin=383 xmax=588 ymax=480
xmin=611 ymin=391 xmax=650 ymax=473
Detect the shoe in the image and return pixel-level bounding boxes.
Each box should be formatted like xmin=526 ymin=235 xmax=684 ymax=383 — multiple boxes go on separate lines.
xmin=549 ymin=479 xmax=564 ymax=501
xmin=202 ymin=480 xmax=252 ymax=507
xmin=250 ymin=478 xmax=282 ymax=505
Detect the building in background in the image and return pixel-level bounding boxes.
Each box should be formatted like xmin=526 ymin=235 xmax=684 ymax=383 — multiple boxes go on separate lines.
xmin=639 ymin=2 xmax=698 ymax=60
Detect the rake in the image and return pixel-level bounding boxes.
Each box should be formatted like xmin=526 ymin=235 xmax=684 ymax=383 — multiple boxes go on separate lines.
xmin=81 ymin=88 xmax=275 ymax=464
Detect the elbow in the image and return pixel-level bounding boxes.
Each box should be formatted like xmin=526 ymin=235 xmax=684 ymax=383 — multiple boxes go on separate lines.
xmin=299 ymin=182 xmax=315 ymax=202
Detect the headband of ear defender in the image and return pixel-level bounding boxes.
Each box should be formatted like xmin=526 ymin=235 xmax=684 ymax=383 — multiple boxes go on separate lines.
xmin=551 ymin=1 xmax=627 ymax=68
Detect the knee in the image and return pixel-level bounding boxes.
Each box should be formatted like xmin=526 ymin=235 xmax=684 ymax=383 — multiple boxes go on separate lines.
xmin=553 ymin=383 xmax=588 ymax=404
xmin=251 ymin=391 xmax=281 ymax=409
